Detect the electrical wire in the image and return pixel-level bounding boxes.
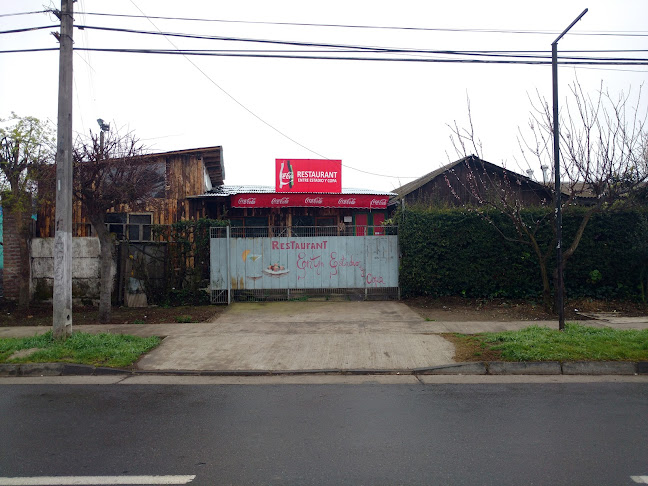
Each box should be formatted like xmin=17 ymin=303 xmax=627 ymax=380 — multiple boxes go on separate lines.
xmin=71 ymin=11 xmax=648 ymax=38
xmin=125 ymin=0 xmax=422 ymax=179
xmin=0 ymin=10 xmax=47 ymax=18
xmin=0 ymin=25 xmax=57 ymax=35
xmin=51 ymin=24 xmax=648 ymax=64
xmin=6 ymin=47 xmax=644 ymax=66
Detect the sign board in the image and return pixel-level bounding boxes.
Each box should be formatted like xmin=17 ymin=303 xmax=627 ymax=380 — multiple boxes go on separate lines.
xmin=211 ymin=235 xmax=399 ymax=291
xmin=231 ymin=193 xmax=388 ymax=209
xmin=276 ymin=159 xmax=342 ymax=193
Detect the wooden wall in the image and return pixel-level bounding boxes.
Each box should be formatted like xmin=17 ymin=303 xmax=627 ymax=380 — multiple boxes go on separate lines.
xmin=403 ymin=163 xmax=552 ymax=208
xmin=36 ymin=151 xmax=212 ymax=238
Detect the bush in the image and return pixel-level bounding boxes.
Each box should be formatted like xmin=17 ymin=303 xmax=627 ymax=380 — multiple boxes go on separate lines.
xmin=133 ymin=218 xmax=229 ymax=306
xmin=398 ymin=207 xmax=648 ymax=301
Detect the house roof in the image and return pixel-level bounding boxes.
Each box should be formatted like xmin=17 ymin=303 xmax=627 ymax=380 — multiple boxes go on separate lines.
xmin=140 ymin=145 xmax=225 ymax=187
xmin=189 ymin=185 xmax=395 ymax=198
xmin=392 ymin=155 xmax=474 ymax=199
xmin=391 ymin=154 xmax=552 ymax=202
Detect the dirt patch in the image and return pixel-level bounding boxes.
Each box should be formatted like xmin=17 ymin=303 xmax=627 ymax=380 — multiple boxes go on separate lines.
xmin=8 ymin=348 xmax=43 ymax=359
xmin=404 ymin=296 xmax=648 ymax=322
xmin=442 ymin=333 xmax=503 ymax=362
xmin=0 ymin=303 xmax=226 ymax=327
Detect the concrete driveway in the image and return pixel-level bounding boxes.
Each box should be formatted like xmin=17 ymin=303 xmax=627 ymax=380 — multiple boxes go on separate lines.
xmin=135 ymin=301 xmax=456 ymax=372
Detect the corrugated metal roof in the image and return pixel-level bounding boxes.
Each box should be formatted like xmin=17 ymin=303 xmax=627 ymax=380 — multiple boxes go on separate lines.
xmin=188 ymin=185 xmax=396 ymax=198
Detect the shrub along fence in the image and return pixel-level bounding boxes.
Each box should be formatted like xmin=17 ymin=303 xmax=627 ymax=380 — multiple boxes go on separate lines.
xmin=398 ymin=207 xmax=648 ymax=302
xmin=128 ymin=219 xmax=230 ymax=306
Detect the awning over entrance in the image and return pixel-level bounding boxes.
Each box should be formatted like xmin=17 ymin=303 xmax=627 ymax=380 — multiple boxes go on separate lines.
xmin=231 ymin=193 xmax=389 ymax=209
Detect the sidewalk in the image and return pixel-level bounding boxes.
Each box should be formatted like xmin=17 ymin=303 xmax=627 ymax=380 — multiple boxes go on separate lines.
xmin=1 ymin=301 xmax=647 ymax=376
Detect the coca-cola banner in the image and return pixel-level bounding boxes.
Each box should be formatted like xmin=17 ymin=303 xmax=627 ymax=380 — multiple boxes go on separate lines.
xmin=276 ymin=159 xmax=342 ymax=193
xmin=232 ymin=193 xmax=389 ymax=209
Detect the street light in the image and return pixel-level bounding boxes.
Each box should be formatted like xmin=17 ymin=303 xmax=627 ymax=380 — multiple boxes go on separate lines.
xmin=552 ymin=8 xmax=588 ymax=330
xmin=97 ymin=118 xmax=110 ymax=159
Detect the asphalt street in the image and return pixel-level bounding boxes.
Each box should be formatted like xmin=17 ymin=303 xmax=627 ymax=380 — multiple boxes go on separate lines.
xmin=1 ymin=382 xmax=647 ymax=485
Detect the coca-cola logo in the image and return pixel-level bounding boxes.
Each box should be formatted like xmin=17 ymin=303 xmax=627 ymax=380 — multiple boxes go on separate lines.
xmin=337 ymin=197 xmax=356 ymax=205
xmin=271 ymin=197 xmax=290 ymax=204
xmin=305 ymin=197 xmax=323 ymax=204
xmin=370 ymin=198 xmax=388 ymax=207
xmin=238 ymin=197 xmax=256 ymax=205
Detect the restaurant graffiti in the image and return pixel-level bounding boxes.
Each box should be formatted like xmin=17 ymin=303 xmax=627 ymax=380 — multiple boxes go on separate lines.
xmin=211 ymin=234 xmax=398 ymax=292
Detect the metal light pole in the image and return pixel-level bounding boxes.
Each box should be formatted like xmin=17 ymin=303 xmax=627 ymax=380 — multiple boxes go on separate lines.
xmin=552 ymin=8 xmax=588 ymax=330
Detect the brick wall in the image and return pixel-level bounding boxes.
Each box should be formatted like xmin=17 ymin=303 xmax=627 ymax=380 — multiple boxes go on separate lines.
xmin=2 ymin=211 xmax=30 ymax=301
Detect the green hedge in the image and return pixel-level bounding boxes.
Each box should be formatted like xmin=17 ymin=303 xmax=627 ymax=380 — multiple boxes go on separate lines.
xmin=398 ymin=207 xmax=648 ymax=301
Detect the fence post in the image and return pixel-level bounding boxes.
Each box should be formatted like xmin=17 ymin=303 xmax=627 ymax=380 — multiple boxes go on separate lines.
xmin=364 ymin=226 xmax=368 ymax=300
xmin=226 ymin=225 xmax=231 ymax=305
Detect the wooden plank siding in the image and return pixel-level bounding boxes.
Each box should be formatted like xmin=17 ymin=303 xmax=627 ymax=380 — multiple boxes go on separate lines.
xmin=36 ymin=147 xmax=223 ymax=238
xmin=394 ymin=156 xmax=553 ymax=208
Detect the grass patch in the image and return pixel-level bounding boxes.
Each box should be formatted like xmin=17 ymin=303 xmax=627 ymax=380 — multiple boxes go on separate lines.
xmin=448 ymin=323 xmax=648 ymax=362
xmin=0 ymin=331 xmax=161 ymax=368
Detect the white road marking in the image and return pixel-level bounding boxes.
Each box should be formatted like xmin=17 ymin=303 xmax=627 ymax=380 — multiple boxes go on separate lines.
xmin=631 ymin=476 xmax=648 ymax=484
xmin=0 ymin=476 xmax=195 ymax=485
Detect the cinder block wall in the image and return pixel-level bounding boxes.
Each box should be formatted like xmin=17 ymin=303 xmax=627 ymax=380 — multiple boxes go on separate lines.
xmin=31 ymin=237 xmax=114 ymax=303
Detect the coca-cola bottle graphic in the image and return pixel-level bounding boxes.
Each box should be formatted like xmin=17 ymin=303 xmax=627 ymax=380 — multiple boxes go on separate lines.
xmin=287 ymin=160 xmax=294 ymax=188
xmin=279 ymin=160 xmax=294 ymax=189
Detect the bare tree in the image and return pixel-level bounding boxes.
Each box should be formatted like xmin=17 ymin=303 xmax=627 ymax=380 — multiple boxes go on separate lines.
xmin=447 ymin=82 xmax=648 ymax=313
xmin=0 ymin=114 xmax=54 ymax=306
xmin=73 ymin=129 xmax=163 ymax=323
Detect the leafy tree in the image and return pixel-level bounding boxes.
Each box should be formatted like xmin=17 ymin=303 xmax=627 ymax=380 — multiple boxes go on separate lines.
xmin=0 ymin=113 xmax=54 ymax=305
xmin=73 ymin=129 xmax=163 ymax=323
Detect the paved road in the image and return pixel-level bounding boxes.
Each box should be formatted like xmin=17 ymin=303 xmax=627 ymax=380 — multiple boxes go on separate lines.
xmin=1 ymin=382 xmax=647 ymax=485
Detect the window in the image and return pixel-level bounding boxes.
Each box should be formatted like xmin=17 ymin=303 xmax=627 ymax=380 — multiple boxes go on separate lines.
xmin=315 ymin=217 xmax=336 ymax=236
xmin=106 ymin=212 xmax=153 ymax=241
xmin=229 ymin=217 xmax=268 ymax=237
xmin=127 ymin=214 xmax=153 ymax=241
xmin=105 ymin=213 xmax=127 ymax=239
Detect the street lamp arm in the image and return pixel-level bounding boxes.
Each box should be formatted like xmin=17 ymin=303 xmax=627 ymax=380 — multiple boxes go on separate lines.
xmin=553 ymin=8 xmax=589 ymax=45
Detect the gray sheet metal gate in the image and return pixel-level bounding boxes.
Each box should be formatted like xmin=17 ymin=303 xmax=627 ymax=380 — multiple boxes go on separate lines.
xmin=210 ymin=226 xmax=399 ymax=303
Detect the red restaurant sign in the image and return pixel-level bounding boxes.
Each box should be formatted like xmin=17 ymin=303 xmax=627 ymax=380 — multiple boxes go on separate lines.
xmin=276 ymin=159 xmax=342 ymax=193
xmin=232 ymin=193 xmax=389 ymax=209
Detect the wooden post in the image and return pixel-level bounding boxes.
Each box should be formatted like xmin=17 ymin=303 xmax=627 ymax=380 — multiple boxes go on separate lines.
xmin=53 ymin=0 xmax=73 ymax=339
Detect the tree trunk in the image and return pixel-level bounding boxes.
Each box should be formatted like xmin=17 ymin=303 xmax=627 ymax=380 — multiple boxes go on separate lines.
xmin=519 ymin=221 xmax=553 ymax=313
xmin=17 ymin=211 xmax=31 ymax=308
xmin=539 ymin=258 xmax=552 ymax=313
xmin=89 ymin=214 xmax=114 ymax=323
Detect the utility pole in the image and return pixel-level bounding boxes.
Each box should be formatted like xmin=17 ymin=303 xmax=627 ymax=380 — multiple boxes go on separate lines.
xmin=552 ymin=8 xmax=587 ymax=331
xmin=53 ymin=0 xmax=74 ymax=339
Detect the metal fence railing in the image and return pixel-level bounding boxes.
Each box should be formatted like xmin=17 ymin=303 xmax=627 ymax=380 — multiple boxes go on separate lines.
xmin=226 ymin=225 xmax=397 ymax=238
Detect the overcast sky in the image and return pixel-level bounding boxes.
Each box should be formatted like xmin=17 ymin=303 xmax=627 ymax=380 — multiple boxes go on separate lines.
xmin=1 ymin=0 xmax=647 ymax=192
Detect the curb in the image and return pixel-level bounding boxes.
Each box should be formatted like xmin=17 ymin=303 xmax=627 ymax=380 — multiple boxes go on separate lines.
xmin=1 ymin=361 xmax=647 ymax=377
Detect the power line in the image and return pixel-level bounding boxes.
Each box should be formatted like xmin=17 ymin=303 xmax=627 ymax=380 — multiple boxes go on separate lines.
xmin=55 ymin=24 xmax=648 ymax=64
xmin=7 ymin=9 xmax=648 ymax=39
xmin=125 ymin=1 xmax=420 ymax=179
xmin=0 ymin=25 xmax=57 ymax=35
xmin=3 ymin=47 xmax=648 ymax=67
xmin=0 ymin=10 xmax=47 ymax=18
xmin=71 ymin=11 xmax=648 ymax=37
xmin=7 ymin=46 xmax=645 ymax=66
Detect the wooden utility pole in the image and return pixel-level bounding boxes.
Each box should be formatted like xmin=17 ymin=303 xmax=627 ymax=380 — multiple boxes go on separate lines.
xmin=53 ymin=0 xmax=74 ymax=339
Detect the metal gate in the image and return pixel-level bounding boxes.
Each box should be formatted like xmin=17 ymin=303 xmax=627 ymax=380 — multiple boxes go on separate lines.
xmin=210 ymin=226 xmax=399 ymax=303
